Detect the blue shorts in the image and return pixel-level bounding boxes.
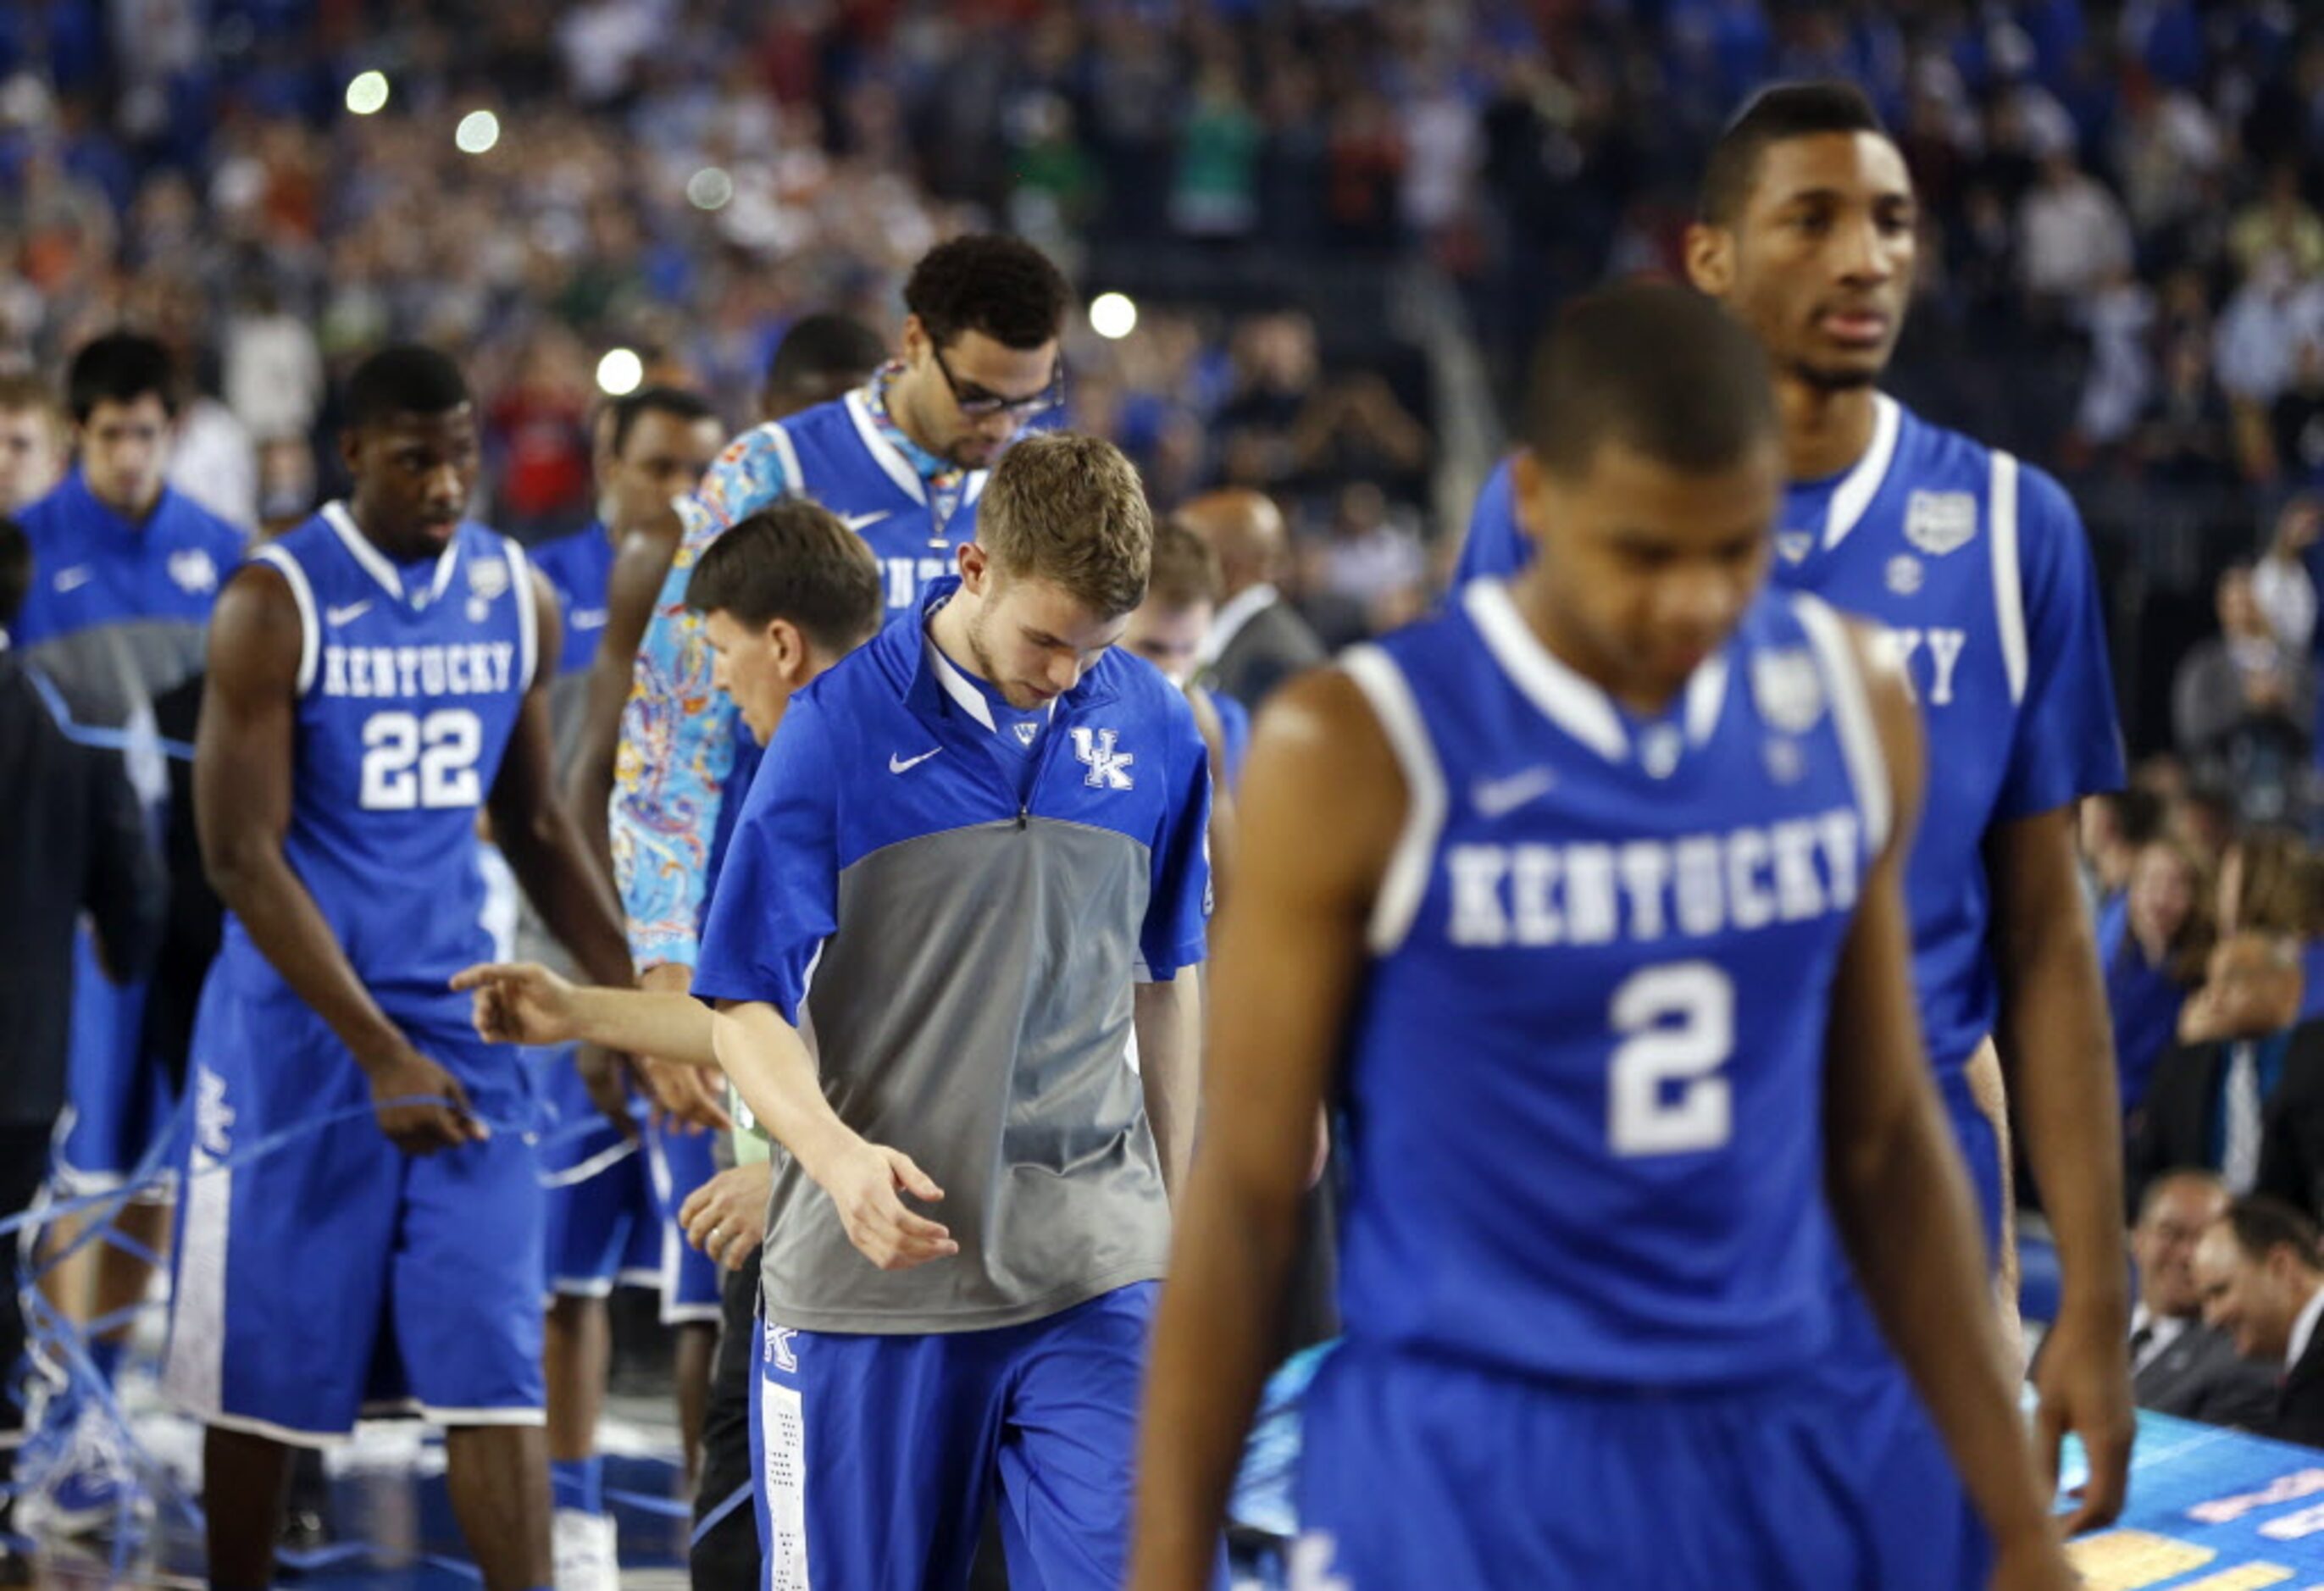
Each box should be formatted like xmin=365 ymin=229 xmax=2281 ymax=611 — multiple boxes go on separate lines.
xmin=1295 ymin=1344 xmax=1881 ymax=1588
xmin=535 ymin=1050 xmax=721 ymax=1322
xmin=53 ymin=934 xmax=178 ymax=1196
xmin=1799 ymin=1080 xmax=2004 ymax=1591
xmin=749 ymin=1282 xmax=1187 ymax=1591
xmin=160 ymin=973 xmax=545 ymax=1444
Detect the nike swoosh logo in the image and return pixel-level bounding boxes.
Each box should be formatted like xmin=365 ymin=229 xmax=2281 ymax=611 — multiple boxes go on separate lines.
xmin=53 ymin=566 xmax=92 ymax=592
xmin=889 ymin=749 xmax=941 ymax=774
xmin=325 ymin=601 xmax=373 ymax=626
xmin=843 ymin=512 xmax=892 ymax=533
xmin=1472 ymin=767 xmax=1556 ymax=819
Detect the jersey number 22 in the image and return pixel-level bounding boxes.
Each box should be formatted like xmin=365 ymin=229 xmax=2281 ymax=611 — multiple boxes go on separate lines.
xmin=360 ymin=708 xmax=483 ymax=810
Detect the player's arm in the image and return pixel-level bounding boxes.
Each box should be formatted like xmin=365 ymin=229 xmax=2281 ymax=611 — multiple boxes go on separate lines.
xmin=1820 ymin=624 xmax=2072 ymax=1582
xmin=487 ymin=572 xmax=633 ymax=991
xmin=196 ymin=563 xmax=481 ymax=1152
xmin=1133 ymin=969 xmax=1202 ymax=1200
xmin=711 ymin=999 xmax=957 ymax=1272
xmin=563 ymin=508 xmax=681 ymax=879
xmin=452 ymin=961 xmax=715 ymax=1064
xmin=1130 ymin=670 xmax=1401 ymax=1591
xmin=1988 ymin=805 xmax=2134 ymax=1522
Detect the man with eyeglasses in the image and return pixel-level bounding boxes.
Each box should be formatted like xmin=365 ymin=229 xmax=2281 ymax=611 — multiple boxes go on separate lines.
xmin=609 ymin=237 xmax=1068 ymax=1192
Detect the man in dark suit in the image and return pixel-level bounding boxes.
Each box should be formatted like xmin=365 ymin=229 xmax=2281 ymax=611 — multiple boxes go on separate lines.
xmin=2129 ymin=1171 xmax=2278 ymax=1427
xmin=1177 ymin=488 xmax=1327 ymax=713
xmin=2127 ymin=934 xmax=2323 ymax=1210
xmin=2194 ymin=1195 xmax=2324 ymax=1447
xmin=0 ymin=518 xmax=163 ymax=1562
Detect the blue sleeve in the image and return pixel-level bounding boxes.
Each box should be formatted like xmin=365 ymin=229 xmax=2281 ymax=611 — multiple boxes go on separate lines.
xmin=1140 ymin=695 xmax=1213 ymax=981
xmin=1994 ymin=463 xmax=2127 ymax=821
xmin=691 ymin=691 xmax=839 ymax=1024
xmin=1452 ymin=457 xmax=1534 ymax=585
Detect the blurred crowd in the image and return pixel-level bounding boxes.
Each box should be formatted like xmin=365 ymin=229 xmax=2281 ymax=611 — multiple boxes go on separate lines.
xmin=3 ymin=0 xmax=2324 ymax=658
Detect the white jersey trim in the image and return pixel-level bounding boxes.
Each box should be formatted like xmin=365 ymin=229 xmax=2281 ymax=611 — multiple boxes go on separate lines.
xmin=1340 ymin=645 xmax=1447 ymax=956
xmin=1990 ymin=450 xmax=2028 ymax=706
xmin=321 ymin=501 xmax=462 ymax=606
xmin=1792 ymin=593 xmax=1892 ymax=856
xmin=845 ymin=389 xmax=926 ymax=504
xmin=1684 ymin=653 xmax=1731 ymax=746
xmin=761 ymin=419 xmax=802 ymax=496
xmin=507 ymin=538 xmax=540 ymax=692
xmin=252 ymin=544 xmax=320 ymax=696
xmin=1821 ymin=393 xmax=1902 ymax=553
xmin=1462 ymin=579 xmax=1628 ymax=762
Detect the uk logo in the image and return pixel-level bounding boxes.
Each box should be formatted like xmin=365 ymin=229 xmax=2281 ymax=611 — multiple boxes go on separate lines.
xmin=1750 ymin=647 xmax=1826 ymax=735
xmin=1904 ymin=491 xmax=1977 ymax=557
xmin=1071 ymin=727 xmax=1135 ymax=790
xmin=167 ymin=547 xmax=218 ymax=595
xmin=763 ymin=1321 xmax=799 ymax=1373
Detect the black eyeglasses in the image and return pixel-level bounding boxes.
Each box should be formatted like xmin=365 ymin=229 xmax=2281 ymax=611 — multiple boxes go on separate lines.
xmin=930 ymin=343 xmax=1064 ymax=420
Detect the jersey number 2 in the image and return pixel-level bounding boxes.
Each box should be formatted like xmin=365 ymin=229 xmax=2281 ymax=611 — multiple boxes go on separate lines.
xmin=360 ymin=709 xmax=483 ymax=810
xmin=1608 ymin=962 xmax=1734 ymax=1156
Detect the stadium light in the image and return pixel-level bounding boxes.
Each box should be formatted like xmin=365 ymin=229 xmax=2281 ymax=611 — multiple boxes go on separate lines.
xmin=345 ymin=71 xmax=390 ymax=117
xmin=687 ymin=167 xmax=735 ymax=211
xmin=596 ymin=348 xmax=645 ymax=397
xmin=1090 ymin=292 xmax=1139 ymax=341
xmin=455 ymin=110 xmax=501 ymax=156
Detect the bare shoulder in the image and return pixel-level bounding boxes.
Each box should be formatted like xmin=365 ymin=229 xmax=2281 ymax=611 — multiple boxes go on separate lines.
xmin=1241 ymin=666 xmax=1409 ymax=876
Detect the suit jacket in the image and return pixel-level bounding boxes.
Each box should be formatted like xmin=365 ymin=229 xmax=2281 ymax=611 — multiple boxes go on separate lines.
xmin=2134 ymin=1318 xmax=2280 ymax=1428
xmin=2277 ymin=1319 xmax=2324 ymax=1449
xmin=1206 ymin=595 xmax=1326 ymax=715
xmin=2126 ymin=1021 xmax=2324 ymax=1216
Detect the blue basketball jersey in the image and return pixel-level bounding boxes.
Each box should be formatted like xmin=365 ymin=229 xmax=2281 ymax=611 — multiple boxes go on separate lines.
xmin=1335 ymin=580 xmax=1889 ymax=1386
xmin=1455 ymin=396 xmax=2125 ymax=1076
xmin=209 ymin=504 xmax=537 ymax=1033
xmin=757 ymin=391 xmax=985 ymax=619
xmin=530 ymin=518 xmax=613 ymax=679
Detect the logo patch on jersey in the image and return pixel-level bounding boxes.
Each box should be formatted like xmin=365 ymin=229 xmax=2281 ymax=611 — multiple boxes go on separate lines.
xmin=1472 ymin=766 xmax=1557 ymax=818
xmin=325 ymin=600 xmax=373 ymax=627
xmin=1072 ymin=727 xmax=1135 ymax=790
xmin=763 ymin=1322 xmax=800 ymax=1373
xmin=53 ymin=563 xmax=92 ymax=593
xmin=1886 ymin=554 xmax=1923 ymax=596
xmin=1904 ymin=490 xmax=1977 ymax=557
xmin=1750 ymin=648 xmax=1825 ymax=735
xmin=571 ymin=606 xmax=607 ymax=632
xmin=1638 ymin=724 xmax=1683 ymax=779
xmin=1775 ymin=530 xmax=1815 ymax=565
xmin=842 ymin=511 xmax=892 ymax=533
xmin=888 ymin=748 xmax=940 ymax=774
xmin=1012 ymin=721 xmax=1040 ymax=747
xmin=467 ymin=556 xmax=509 ymax=624
xmin=168 ymin=547 xmax=219 ymax=595
xmin=1764 ymin=736 xmax=1805 ymax=784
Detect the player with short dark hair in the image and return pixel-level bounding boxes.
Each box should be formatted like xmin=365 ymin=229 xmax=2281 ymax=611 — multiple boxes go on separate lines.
xmin=166 ymin=344 xmax=633 ymax=1591
xmin=1134 ymin=281 xmax=2073 ymax=1591
xmin=14 ymin=330 xmax=247 ymax=1532
xmin=518 ymin=380 xmax=728 ymax=1586
xmin=759 ymin=313 xmax=891 ymax=423
xmin=1457 ymin=82 xmax=2133 ymax=1573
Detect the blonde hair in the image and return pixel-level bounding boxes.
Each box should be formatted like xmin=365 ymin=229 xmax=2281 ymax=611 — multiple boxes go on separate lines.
xmin=977 ymin=432 xmax=1152 ymax=618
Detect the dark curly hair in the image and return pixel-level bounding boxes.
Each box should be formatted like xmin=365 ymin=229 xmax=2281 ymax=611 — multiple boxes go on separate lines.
xmin=903 ymin=235 xmax=1070 ymax=352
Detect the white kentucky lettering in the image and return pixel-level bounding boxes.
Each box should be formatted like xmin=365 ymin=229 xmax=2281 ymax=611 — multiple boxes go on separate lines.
xmin=1072 ymin=727 xmax=1135 ymax=790
xmin=317 ymin=640 xmax=520 ymax=700
xmin=1875 ymin=626 xmax=1970 ymax=707
xmin=1446 ymin=807 xmax=1862 ymax=948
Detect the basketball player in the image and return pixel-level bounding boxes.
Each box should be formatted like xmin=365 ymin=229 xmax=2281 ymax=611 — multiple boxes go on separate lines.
xmin=166 ymin=346 xmax=633 ymax=1591
xmin=1456 ymin=83 xmax=2132 ymax=1567
xmin=1133 ymin=283 xmax=2072 ymax=1590
xmin=15 ymin=333 xmax=246 ymax=1531
xmin=524 ymin=383 xmax=724 ymax=1588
